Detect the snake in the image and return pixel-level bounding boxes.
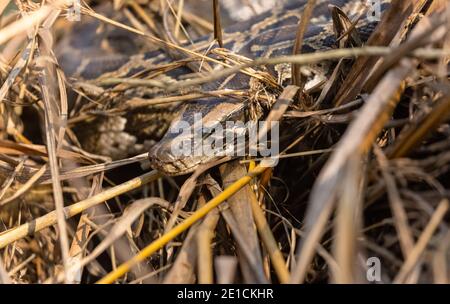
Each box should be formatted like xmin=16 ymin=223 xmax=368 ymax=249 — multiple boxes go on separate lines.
xmin=57 ymin=0 xmax=391 ymax=175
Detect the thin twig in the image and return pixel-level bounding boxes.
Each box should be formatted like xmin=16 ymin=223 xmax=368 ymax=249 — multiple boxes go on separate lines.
xmin=212 ymin=0 xmax=223 ymax=47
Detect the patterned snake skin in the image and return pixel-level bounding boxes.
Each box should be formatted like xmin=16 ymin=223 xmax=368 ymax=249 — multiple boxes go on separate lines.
xmin=57 ymin=0 xmax=391 ymax=175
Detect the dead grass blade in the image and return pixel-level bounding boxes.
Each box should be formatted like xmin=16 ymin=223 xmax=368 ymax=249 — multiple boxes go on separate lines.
xmin=0 ymin=170 xmax=161 ymax=249
xmin=212 ymin=0 xmax=223 ymax=47
xmin=66 ymin=173 xmax=104 ymax=284
xmin=333 ymin=154 xmax=365 ymax=283
xmin=291 ymin=0 xmax=317 ymax=89
xmin=394 ymin=199 xmax=449 ymax=283
xmin=0 ymin=164 xmax=46 ymax=206
xmin=37 ymin=29 xmax=70 ymax=277
xmin=218 ymin=163 xmax=267 ymax=283
xmin=0 ymin=149 xmax=147 ymax=186
xmin=215 ymin=256 xmax=238 ymax=284
xmin=163 ymin=224 xmax=197 ymax=283
xmin=0 ymin=157 xmax=25 ymax=200
xmin=164 ymin=194 xmax=212 ymax=284
xmin=0 ymin=259 xmax=11 ymax=283
xmin=375 ymin=147 xmax=415 ymax=257
xmin=0 ymin=0 xmax=11 ymax=16
xmin=73 ymin=198 xmax=171 ymax=273
xmin=432 ymin=230 xmax=450 ymax=283
xmin=388 ymin=94 xmax=450 ymax=158
xmin=197 ymin=197 xmax=220 ymax=284
xmin=0 ymin=5 xmax=51 ymax=45
xmin=363 ymin=12 xmax=447 ymax=92
xmin=0 ymin=40 xmax=33 ymax=103
xmin=248 ymin=176 xmax=290 ymax=283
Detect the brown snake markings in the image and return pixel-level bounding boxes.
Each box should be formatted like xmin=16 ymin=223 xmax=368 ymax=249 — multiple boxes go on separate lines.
xmin=58 ymin=0 xmax=391 ymax=175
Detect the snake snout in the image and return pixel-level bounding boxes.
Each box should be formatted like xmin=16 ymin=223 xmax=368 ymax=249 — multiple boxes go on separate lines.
xmin=148 ymin=132 xmax=209 ymax=176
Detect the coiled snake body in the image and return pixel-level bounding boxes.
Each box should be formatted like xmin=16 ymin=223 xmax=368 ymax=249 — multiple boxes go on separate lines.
xmin=58 ymin=0 xmax=390 ymax=175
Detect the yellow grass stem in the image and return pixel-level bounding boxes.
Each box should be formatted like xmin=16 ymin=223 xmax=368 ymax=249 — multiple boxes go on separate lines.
xmin=97 ymin=164 xmax=269 ymax=284
xmin=247 ymin=161 xmax=290 ymax=283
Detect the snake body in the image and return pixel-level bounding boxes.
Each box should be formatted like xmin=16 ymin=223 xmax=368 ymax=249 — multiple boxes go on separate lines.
xmin=58 ymin=0 xmax=391 ymax=175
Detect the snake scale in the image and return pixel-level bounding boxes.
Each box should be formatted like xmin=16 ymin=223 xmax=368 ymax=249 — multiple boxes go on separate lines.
xmin=57 ymin=0 xmax=391 ymax=175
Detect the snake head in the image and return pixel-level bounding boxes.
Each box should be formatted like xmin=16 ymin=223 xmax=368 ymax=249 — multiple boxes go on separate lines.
xmin=148 ymin=97 xmax=246 ymax=175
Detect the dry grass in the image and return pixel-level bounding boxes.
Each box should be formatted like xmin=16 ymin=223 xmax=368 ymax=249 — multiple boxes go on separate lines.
xmin=0 ymin=0 xmax=449 ymax=284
